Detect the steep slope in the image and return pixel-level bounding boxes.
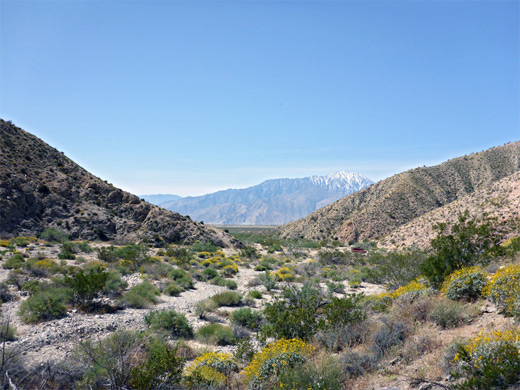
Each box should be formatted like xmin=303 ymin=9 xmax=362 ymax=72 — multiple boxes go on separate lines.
xmin=378 ymin=171 xmax=520 ymax=250
xmin=161 ymin=172 xmax=373 ymax=225
xmin=279 ymin=141 xmax=520 ymax=242
xmin=0 ymin=119 xmax=235 ymax=246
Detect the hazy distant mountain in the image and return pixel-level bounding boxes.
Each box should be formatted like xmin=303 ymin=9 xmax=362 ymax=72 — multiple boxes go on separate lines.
xmin=140 ymin=194 xmax=182 ymax=206
xmin=280 ymin=141 xmax=520 ymax=243
xmin=161 ymin=172 xmax=373 ymax=225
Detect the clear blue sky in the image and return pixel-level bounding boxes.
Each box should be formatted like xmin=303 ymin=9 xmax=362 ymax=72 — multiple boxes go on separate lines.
xmin=1 ymin=1 xmax=518 ymax=196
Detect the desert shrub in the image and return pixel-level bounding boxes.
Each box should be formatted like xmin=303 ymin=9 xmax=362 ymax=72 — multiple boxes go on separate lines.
xmin=391 ymin=278 xmax=429 ymax=299
xmin=421 ymin=212 xmax=500 ymax=288
xmin=263 ymin=286 xmax=365 ymax=342
xmin=259 ymin=270 xmax=277 ymax=291
xmin=390 ymin=294 xmax=434 ymax=324
xmin=19 ymin=288 xmax=68 ymax=323
xmin=247 ymin=290 xmax=262 ymax=300
xmin=451 ymin=328 xmax=520 ymax=389
xmin=240 ymin=245 xmax=260 ymax=260
xmin=121 ymin=281 xmax=160 ymax=308
xmin=483 ymin=264 xmax=520 ymax=317
xmin=0 ymin=323 xmax=16 ymax=342
xmin=0 ymin=283 xmax=11 ymax=303
xmin=74 ymin=330 xmax=140 ymax=390
xmin=202 ymin=267 xmax=218 ymax=279
xmin=319 ymin=250 xmax=351 ymax=265
xmin=221 ymin=264 xmax=238 ymax=277
xmin=196 ymin=323 xmax=235 ymax=346
xmin=428 ymin=297 xmax=470 ymax=329
xmin=402 ymin=332 xmax=439 ymax=363
xmin=183 ymin=352 xmax=238 ymax=389
xmin=441 ymin=266 xmax=488 ymax=301
xmin=168 ymin=269 xmax=194 ymax=290
xmin=64 ymin=267 xmax=109 ymax=309
xmin=3 ymin=254 xmax=24 ymax=269
xmin=272 ymin=267 xmax=294 ymax=282
xmin=104 ymin=270 xmax=128 ymax=296
xmin=341 ymin=351 xmax=379 ymax=379
xmin=96 ymin=246 xmax=119 ymax=262
xmin=371 ymin=317 xmax=409 ymax=358
xmin=190 ymin=241 xmax=218 ymax=253
xmin=211 ymin=291 xmax=241 ymax=307
xmin=128 ymin=339 xmax=185 ymax=390
xmin=363 ymin=250 xmax=426 ymax=289
xmin=315 ymin=321 xmax=370 ymax=352
xmin=166 ymin=246 xmax=193 ymax=268
xmin=276 ymin=356 xmax=345 ymax=390
xmin=230 ymin=308 xmax=263 ymax=330
xmin=58 ymin=242 xmax=76 ymax=260
xmin=210 ymin=276 xmax=237 ymax=290
xmin=194 ymin=298 xmax=218 ymax=319
xmin=163 ymin=281 xmax=182 ymax=296
xmin=29 ymin=259 xmax=61 ymax=276
xmin=243 ymin=338 xmax=315 ymax=385
xmin=144 ymin=310 xmax=193 ymax=339
xmin=364 ymin=293 xmax=393 ymax=313
xmin=39 ymin=227 xmax=68 ymax=243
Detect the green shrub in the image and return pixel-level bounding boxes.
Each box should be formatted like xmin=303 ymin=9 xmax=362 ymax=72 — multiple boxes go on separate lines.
xmin=121 ymin=282 xmax=160 ymax=308
xmin=210 ymin=276 xmax=237 ymax=290
xmin=64 ymin=267 xmax=109 ymax=309
xmin=3 ymin=254 xmax=24 ymax=269
xmin=105 ymin=270 xmax=128 ymax=295
xmin=194 ymin=298 xmax=218 ymax=319
xmin=58 ymin=242 xmax=76 ymax=260
xmin=190 ymin=241 xmax=218 ymax=253
xmin=276 ymin=356 xmax=345 ymax=390
xmin=39 ymin=227 xmax=68 ymax=243
xmin=0 ymin=323 xmax=16 ymax=341
xmin=247 ymin=290 xmax=262 ymax=300
xmin=144 ymin=310 xmax=193 ymax=339
xmin=371 ymin=317 xmax=409 ymax=358
xmin=451 ymin=329 xmax=520 ymax=389
xmin=183 ymin=352 xmax=238 ymax=389
xmin=19 ymin=288 xmax=68 ymax=323
xmin=442 ymin=266 xmax=488 ymax=301
xmin=340 ymin=351 xmax=379 ymax=379
xmin=211 ymin=291 xmax=242 ymax=307
xmin=163 ymin=282 xmax=183 ymax=296
xmin=202 ymin=268 xmax=218 ymax=279
xmin=428 ymin=297 xmax=470 ymax=329
xmin=96 ymin=246 xmax=119 ymax=262
xmin=196 ymin=323 xmax=235 ymax=346
xmin=421 ymin=212 xmax=500 ymax=288
xmin=129 ymin=339 xmax=185 ymax=389
xmin=169 ymin=269 xmax=194 ymax=290
xmin=230 ymin=308 xmax=263 ymax=330
xmin=483 ymin=264 xmax=520 ymax=317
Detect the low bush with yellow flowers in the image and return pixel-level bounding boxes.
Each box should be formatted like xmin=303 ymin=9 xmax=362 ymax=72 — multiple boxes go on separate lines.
xmin=450 ymin=328 xmax=520 ymax=389
xmin=183 ymin=352 xmax=238 ymax=389
xmin=242 ymin=338 xmax=315 ymax=388
xmin=441 ymin=266 xmax=488 ymax=302
xmin=483 ymin=264 xmax=520 ymax=318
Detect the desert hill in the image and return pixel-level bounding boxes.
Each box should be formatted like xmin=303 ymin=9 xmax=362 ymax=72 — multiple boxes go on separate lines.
xmin=157 ymin=172 xmax=373 ymax=225
xmin=0 ymin=119 xmax=235 ymax=247
xmin=378 ymin=170 xmax=520 ymax=250
xmin=279 ymin=141 xmax=520 ymax=243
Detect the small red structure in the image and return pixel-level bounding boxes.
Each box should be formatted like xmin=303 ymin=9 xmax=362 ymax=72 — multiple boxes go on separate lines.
xmin=351 ymin=247 xmax=367 ymax=255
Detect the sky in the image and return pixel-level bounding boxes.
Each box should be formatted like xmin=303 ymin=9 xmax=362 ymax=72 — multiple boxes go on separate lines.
xmin=1 ymin=1 xmax=518 ymax=197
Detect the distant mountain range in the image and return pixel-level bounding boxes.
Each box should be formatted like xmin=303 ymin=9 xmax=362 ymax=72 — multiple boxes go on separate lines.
xmin=280 ymin=141 xmax=520 ymax=244
xmin=140 ymin=194 xmax=182 ymax=205
xmin=142 ymin=172 xmax=373 ymax=225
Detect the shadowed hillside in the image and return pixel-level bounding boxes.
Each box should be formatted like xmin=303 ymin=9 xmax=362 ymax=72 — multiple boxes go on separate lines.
xmin=279 ymin=141 xmax=520 ymax=242
xmin=0 ymin=119 xmax=236 ymax=247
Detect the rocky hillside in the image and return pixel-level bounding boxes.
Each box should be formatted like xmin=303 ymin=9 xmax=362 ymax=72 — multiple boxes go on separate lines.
xmin=160 ymin=172 xmax=373 ymax=225
xmin=0 ymin=119 xmax=235 ymax=246
xmin=279 ymin=141 xmax=520 ymax=242
xmin=378 ymin=171 xmax=520 ymax=250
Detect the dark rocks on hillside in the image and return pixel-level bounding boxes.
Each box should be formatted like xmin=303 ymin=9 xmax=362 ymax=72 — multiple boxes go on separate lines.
xmin=0 ymin=119 xmax=236 ymax=247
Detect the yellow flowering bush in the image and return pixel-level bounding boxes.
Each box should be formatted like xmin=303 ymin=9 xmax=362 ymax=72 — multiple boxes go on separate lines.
xmin=272 ymin=267 xmax=295 ymax=282
xmin=451 ymin=328 xmax=520 ymax=389
xmin=0 ymin=240 xmax=10 ymax=247
xmin=441 ymin=266 xmax=488 ymax=301
xmin=391 ymin=278 xmax=428 ymax=299
xmin=483 ymin=265 xmax=520 ymax=316
xmin=184 ymin=352 xmax=238 ymax=388
xmin=242 ymin=338 xmax=315 ymax=383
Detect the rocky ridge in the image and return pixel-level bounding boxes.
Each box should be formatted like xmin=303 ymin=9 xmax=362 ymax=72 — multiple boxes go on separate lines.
xmin=279 ymin=141 xmax=520 ymax=242
xmin=0 ymin=119 xmax=235 ymax=247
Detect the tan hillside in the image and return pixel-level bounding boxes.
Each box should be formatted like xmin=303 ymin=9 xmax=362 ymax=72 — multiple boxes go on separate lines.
xmin=378 ymin=171 xmax=520 ymax=250
xmin=0 ymin=119 xmax=236 ymax=246
xmin=279 ymin=141 xmax=520 ymax=242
